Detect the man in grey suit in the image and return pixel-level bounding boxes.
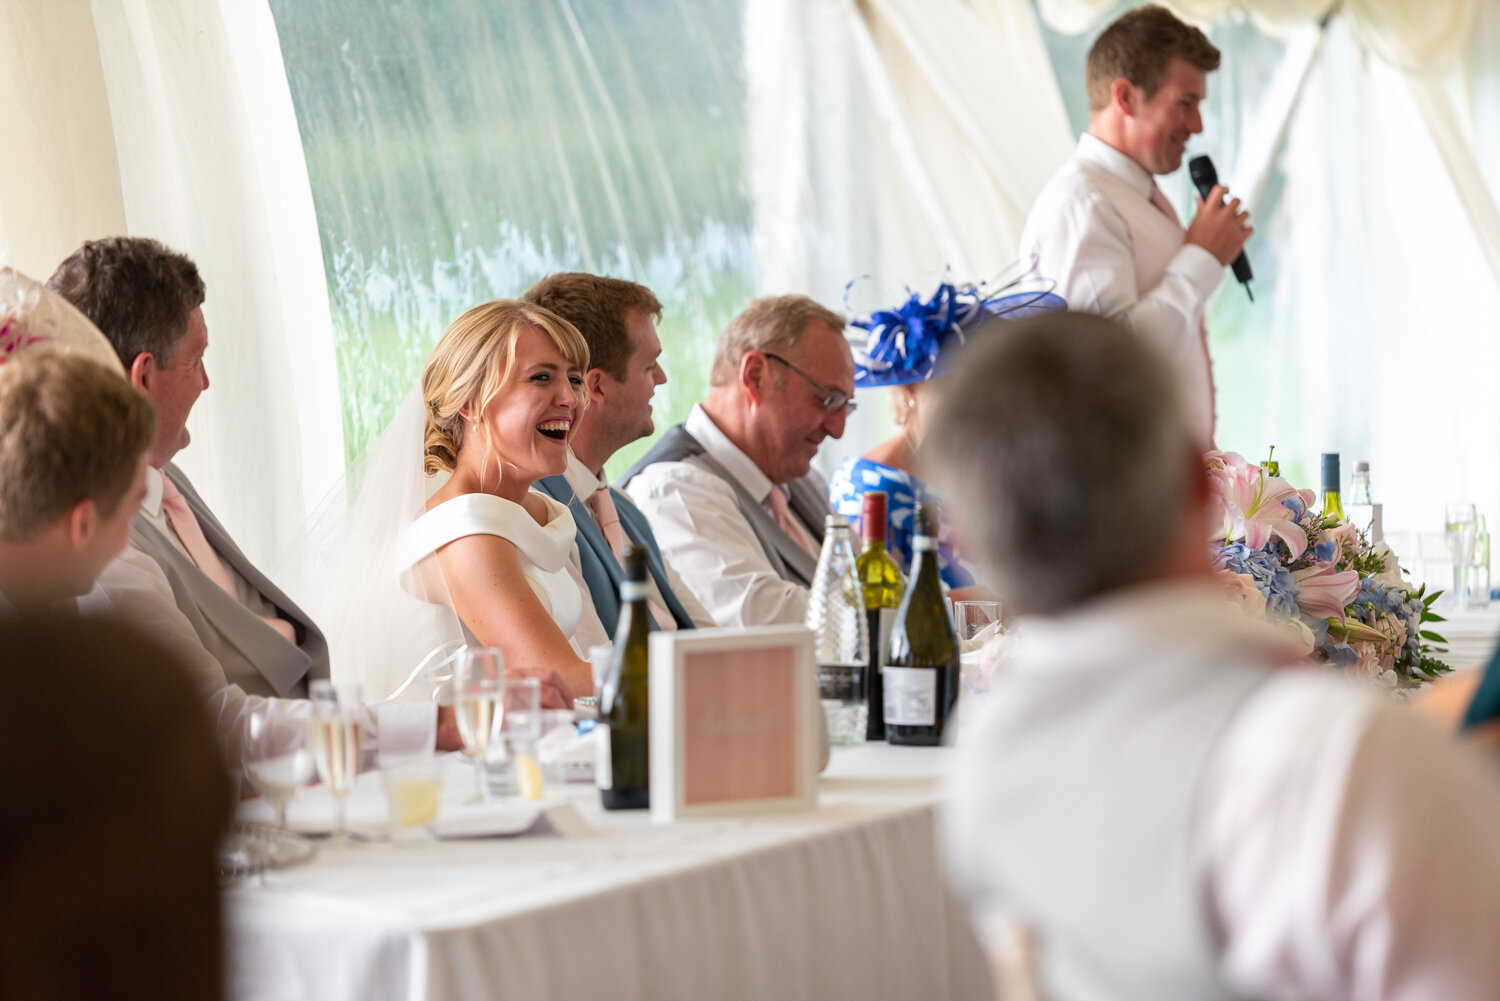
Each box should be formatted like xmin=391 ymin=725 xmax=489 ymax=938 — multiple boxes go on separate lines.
xmin=49 ymin=237 xmax=328 ymax=754
xmin=621 ymin=295 xmax=854 ymax=628
xmin=523 ymin=273 xmax=713 ymax=636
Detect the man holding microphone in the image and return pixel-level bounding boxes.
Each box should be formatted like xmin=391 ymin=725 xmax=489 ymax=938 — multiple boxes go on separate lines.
xmin=1022 ymin=4 xmax=1252 ymax=446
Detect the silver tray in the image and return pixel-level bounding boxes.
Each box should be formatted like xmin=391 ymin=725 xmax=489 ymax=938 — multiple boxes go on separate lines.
xmin=219 ymin=821 xmax=316 ymax=879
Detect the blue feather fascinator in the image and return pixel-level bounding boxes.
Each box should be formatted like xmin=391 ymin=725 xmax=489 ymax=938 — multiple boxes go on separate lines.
xmin=847 ymin=267 xmax=1066 ymax=389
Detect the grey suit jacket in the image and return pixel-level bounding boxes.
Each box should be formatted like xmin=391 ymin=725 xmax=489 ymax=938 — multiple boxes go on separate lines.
xmin=129 ymin=464 xmax=328 ymax=698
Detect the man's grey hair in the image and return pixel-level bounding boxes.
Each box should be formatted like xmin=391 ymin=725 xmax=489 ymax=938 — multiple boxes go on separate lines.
xmin=925 ymin=312 xmax=1194 ymax=616
xmin=709 ymin=294 xmax=845 ymax=387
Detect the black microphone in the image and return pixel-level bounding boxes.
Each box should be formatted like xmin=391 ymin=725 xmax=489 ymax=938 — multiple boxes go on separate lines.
xmin=1188 ymin=155 xmax=1254 ymax=302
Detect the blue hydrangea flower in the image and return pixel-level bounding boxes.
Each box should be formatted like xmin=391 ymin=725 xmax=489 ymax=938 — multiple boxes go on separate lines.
xmin=1213 ymin=543 xmax=1300 ymax=621
xmin=1321 ymin=639 xmax=1359 ymax=667
xmin=1282 ymin=495 xmax=1306 ymax=520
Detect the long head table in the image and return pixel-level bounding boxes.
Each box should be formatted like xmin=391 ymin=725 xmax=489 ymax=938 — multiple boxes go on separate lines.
xmin=227 ymin=744 xmax=991 ymax=1001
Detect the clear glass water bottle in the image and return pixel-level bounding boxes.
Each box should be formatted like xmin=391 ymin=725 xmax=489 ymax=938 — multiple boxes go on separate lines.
xmin=805 ymin=515 xmax=869 ymax=746
xmin=1346 ymin=460 xmax=1383 ymax=543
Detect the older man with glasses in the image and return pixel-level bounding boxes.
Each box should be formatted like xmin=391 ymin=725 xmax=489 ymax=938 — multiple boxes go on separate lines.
xmin=622 ymin=294 xmax=855 ymax=627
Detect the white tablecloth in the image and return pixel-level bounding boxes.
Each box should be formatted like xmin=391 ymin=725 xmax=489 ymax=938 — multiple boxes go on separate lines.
xmin=1429 ymin=603 xmax=1500 ymax=673
xmin=226 ymin=745 xmax=991 ymax=1001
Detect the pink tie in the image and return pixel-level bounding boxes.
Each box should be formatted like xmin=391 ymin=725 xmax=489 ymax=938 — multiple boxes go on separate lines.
xmin=160 ymin=476 xmax=236 ymax=596
xmin=586 ymin=485 xmax=629 ymax=563
xmin=159 ymin=476 xmax=297 ymax=644
xmin=1151 ymin=183 xmax=1217 ymax=444
xmin=766 ymin=486 xmax=818 ymax=558
xmin=587 ymin=486 xmax=675 ymax=632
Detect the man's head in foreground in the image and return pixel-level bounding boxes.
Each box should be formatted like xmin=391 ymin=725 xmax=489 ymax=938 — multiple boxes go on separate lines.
xmin=0 ymin=351 xmax=154 ymax=606
xmin=926 ymin=311 xmax=1207 ymax=617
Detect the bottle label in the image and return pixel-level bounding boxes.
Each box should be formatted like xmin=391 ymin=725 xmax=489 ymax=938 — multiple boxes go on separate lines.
xmin=883 ymin=667 xmax=936 ymax=725
xmin=913 ymin=534 xmax=936 ymax=552
xmin=621 ymin=580 xmax=650 ymax=602
xmin=594 ymin=724 xmax=613 ymax=790
xmin=818 ymin=663 xmax=862 ymax=703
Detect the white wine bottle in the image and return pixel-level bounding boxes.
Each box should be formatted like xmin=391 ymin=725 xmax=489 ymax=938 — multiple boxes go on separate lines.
xmin=883 ymin=502 xmax=959 ymax=746
xmin=855 ymin=491 xmax=904 ymax=741
xmin=598 ymin=545 xmax=651 ymax=810
xmin=1321 ymin=452 xmax=1344 ymax=521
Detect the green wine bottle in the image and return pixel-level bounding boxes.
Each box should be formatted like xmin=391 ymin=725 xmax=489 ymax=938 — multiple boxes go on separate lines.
xmin=855 ymin=491 xmax=905 ymax=741
xmin=883 ymin=501 xmax=959 ymax=746
xmin=598 ymin=545 xmax=651 ymax=810
xmin=1321 ymin=452 xmax=1344 ymax=522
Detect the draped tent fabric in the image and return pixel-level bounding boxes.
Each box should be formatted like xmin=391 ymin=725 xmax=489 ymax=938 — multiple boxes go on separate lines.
xmin=0 ymin=2 xmax=127 ymax=276
xmin=1037 ymin=0 xmax=1476 ymax=71
xmin=0 ymin=0 xmax=341 ymax=572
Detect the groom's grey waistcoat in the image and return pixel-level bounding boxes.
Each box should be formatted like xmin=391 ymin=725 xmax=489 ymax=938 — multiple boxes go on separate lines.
xmin=620 ymin=424 xmax=829 ymax=588
xmin=130 ymin=464 xmax=328 ymax=697
xmin=967 ymin=651 xmax=1270 ymax=1001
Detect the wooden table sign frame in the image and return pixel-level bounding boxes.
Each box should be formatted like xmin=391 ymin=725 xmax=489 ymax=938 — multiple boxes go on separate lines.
xmin=649 ymin=625 xmax=819 ymax=823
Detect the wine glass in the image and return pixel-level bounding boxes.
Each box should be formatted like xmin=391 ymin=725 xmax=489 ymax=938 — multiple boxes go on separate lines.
xmin=453 ymin=647 xmax=506 ymax=804
xmin=309 ymin=680 xmax=363 ymax=845
xmin=1444 ymin=502 xmax=1478 ymax=602
xmin=241 ymin=705 xmax=313 ymax=830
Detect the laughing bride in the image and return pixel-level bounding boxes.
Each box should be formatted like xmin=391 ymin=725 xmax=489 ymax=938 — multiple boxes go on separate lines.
xmin=396 ymin=300 xmax=598 ymax=704
xmin=312 ymin=299 xmax=602 ymax=706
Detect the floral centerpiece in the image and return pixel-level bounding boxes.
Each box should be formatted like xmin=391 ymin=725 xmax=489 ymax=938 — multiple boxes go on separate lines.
xmin=1207 ymin=451 xmax=1450 ymax=688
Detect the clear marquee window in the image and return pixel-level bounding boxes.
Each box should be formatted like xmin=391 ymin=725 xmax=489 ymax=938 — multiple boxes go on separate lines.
xmin=269 ymin=0 xmax=754 ymax=475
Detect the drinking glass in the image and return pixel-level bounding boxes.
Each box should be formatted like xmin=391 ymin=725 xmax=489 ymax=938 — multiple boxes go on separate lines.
xmin=488 ymin=678 xmax=544 ymax=800
xmin=241 ymin=705 xmax=313 ymax=830
xmin=309 ymin=680 xmax=363 ymax=845
xmin=375 ymin=702 xmax=441 ymax=841
xmin=453 ymin=647 xmax=505 ymax=804
xmin=953 ymin=601 xmax=1003 ymax=648
xmin=1445 ymin=502 xmax=1478 ymax=601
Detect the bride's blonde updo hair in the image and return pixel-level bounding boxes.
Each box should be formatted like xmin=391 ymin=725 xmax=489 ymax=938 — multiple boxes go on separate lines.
xmin=421 ymin=299 xmax=590 ymax=476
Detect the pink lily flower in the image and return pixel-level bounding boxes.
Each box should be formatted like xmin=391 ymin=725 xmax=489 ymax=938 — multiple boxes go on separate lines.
xmin=1291 ymin=563 xmax=1361 ymax=620
xmin=1205 ymin=451 xmax=1310 ymax=558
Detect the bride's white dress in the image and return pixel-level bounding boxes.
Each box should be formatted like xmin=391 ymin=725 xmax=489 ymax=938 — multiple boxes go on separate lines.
xmin=395 ymin=490 xmax=584 ymax=641
xmin=297 ymin=390 xmax=608 ymax=703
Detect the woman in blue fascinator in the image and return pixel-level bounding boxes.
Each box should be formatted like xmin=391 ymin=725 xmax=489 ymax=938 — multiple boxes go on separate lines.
xmin=830 ymin=271 xmax=1065 ymax=591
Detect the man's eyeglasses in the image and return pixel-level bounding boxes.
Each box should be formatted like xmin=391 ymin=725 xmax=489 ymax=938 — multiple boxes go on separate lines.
xmin=764 ymin=353 xmax=858 ymax=415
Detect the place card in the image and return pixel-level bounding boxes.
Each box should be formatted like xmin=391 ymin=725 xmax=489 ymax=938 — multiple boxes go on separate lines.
xmin=649 ymin=625 xmax=819 ymax=822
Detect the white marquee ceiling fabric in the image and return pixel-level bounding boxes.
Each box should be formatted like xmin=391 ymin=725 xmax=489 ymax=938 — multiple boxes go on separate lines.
xmin=1037 ymin=0 xmax=1475 ymax=72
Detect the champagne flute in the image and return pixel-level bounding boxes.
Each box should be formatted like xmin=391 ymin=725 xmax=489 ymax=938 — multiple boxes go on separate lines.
xmin=309 ymin=680 xmax=363 ymax=845
xmin=1445 ymin=502 xmax=1477 ymax=602
xmin=241 ymin=705 xmax=313 ymax=830
xmin=453 ymin=648 xmax=505 ymax=804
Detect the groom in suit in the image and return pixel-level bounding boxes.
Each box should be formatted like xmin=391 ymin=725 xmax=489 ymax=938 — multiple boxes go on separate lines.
xmin=49 ymin=237 xmax=328 ymax=753
xmin=524 ymin=273 xmax=712 ymax=635
xmin=621 ymin=295 xmax=853 ymax=628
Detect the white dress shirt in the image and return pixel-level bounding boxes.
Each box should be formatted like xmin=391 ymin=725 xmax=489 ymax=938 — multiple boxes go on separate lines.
xmin=947 ymin=581 xmax=1500 ymax=1000
xmin=1021 ymin=133 xmax=1225 ymax=443
xmin=565 ymin=453 xmax=715 ymax=629
xmin=624 ymin=404 xmax=823 ymax=628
